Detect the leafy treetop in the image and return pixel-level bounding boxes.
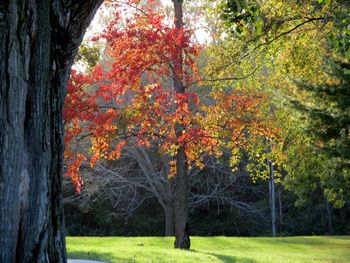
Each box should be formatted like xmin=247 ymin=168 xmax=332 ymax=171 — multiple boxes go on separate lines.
xmin=64 ymin=0 xmax=276 ymax=191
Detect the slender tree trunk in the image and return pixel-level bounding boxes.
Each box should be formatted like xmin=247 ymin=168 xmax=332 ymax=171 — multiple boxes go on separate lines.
xmin=325 ymin=198 xmax=335 ymax=235
xmin=278 ymin=188 xmax=283 ymax=233
xmin=165 ymin=177 xmax=175 ymax=236
xmin=0 ymin=1 xmax=102 ymax=262
xmin=174 ymin=146 xmax=190 ymax=249
xmin=165 ymin=203 xmax=175 ymax=236
xmin=268 ymin=159 xmax=276 ymax=237
xmin=172 ymin=0 xmax=190 ymax=249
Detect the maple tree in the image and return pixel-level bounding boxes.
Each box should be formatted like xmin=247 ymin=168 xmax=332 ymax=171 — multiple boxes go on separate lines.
xmin=64 ymin=0 xmax=275 ymax=248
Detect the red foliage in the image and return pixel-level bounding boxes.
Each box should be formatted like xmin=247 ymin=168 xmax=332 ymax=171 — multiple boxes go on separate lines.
xmin=64 ymin=0 xmax=276 ymax=190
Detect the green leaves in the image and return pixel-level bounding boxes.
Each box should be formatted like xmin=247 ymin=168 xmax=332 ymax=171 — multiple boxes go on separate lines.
xmin=219 ymin=0 xmax=262 ymax=36
xmin=317 ymin=0 xmax=331 ymax=4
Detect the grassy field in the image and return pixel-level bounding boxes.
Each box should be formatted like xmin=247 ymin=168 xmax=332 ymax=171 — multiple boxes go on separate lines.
xmin=67 ymin=236 xmax=350 ymax=263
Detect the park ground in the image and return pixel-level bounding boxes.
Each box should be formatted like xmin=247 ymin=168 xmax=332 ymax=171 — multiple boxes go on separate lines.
xmin=67 ymin=236 xmax=350 ymax=263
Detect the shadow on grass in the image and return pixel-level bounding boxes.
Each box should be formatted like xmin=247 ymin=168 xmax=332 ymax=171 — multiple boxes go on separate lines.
xmin=68 ymin=250 xmax=114 ymax=262
xmin=68 ymin=248 xmax=257 ymax=263
xmin=328 ymin=236 xmax=350 ymax=241
xmin=191 ymin=249 xmax=257 ymax=263
xmin=68 ymin=250 xmax=144 ymax=263
xmin=247 ymin=236 xmax=332 ymax=247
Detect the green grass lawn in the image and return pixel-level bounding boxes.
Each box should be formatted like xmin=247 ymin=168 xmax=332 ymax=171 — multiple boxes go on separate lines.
xmin=67 ymin=236 xmax=350 ymax=263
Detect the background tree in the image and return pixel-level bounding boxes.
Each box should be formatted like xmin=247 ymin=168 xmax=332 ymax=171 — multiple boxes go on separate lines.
xmin=211 ymin=0 xmax=350 ymax=208
xmin=65 ymin=0 xmax=274 ymax=248
xmin=289 ymin=0 xmax=350 ymax=206
xmin=290 ymin=61 xmax=350 ymax=206
xmin=61 ymin=0 xmax=350 ymax=241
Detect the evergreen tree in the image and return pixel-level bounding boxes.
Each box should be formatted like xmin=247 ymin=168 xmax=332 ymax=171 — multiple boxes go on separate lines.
xmin=292 ymin=61 xmax=350 ymax=206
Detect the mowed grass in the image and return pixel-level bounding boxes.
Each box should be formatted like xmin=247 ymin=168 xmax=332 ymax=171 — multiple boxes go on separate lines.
xmin=67 ymin=236 xmax=350 ymax=263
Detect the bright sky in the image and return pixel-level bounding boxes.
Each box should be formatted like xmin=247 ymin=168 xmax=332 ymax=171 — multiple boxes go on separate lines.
xmin=160 ymin=0 xmax=209 ymax=44
xmin=84 ymin=0 xmax=209 ymax=44
xmin=76 ymin=0 xmax=210 ymax=72
xmin=160 ymin=0 xmax=172 ymax=6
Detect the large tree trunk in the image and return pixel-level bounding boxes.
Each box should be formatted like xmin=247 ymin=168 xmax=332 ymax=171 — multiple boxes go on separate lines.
xmin=172 ymin=0 xmax=190 ymax=250
xmin=0 ymin=1 xmax=102 ymax=262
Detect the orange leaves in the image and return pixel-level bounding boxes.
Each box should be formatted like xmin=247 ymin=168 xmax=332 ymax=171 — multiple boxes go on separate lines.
xmin=200 ymin=89 xmax=278 ymax=147
xmin=107 ymin=140 xmax=127 ymax=160
xmin=64 ymin=70 xmax=96 ymax=124
xmin=65 ymin=154 xmax=87 ymax=193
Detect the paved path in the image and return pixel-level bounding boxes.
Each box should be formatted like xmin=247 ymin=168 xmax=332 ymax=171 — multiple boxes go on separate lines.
xmin=68 ymin=260 xmax=106 ymax=263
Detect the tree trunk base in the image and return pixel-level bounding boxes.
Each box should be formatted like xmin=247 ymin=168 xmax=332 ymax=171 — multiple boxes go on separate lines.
xmin=174 ymin=223 xmax=190 ymax=249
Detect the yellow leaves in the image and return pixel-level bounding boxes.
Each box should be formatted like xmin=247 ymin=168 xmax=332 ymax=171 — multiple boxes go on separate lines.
xmin=193 ymin=159 xmax=205 ymax=170
xmin=89 ymin=135 xmax=127 ymax=167
xmin=169 ymin=143 xmax=180 ymax=156
xmin=168 ymin=160 xmax=177 ymax=178
xmin=260 ymin=0 xmax=284 ymax=18
xmin=229 ymin=148 xmax=241 ymax=170
xmin=143 ymin=83 xmax=158 ymax=93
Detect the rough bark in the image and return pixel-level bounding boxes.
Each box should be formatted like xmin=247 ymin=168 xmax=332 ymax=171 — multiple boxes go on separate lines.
xmin=0 ymin=1 xmax=103 ymax=262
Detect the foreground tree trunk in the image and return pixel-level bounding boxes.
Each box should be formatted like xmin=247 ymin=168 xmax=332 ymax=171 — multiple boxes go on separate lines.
xmin=172 ymin=0 xmax=190 ymax=249
xmin=0 ymin=1 xmax=102 ymax=262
